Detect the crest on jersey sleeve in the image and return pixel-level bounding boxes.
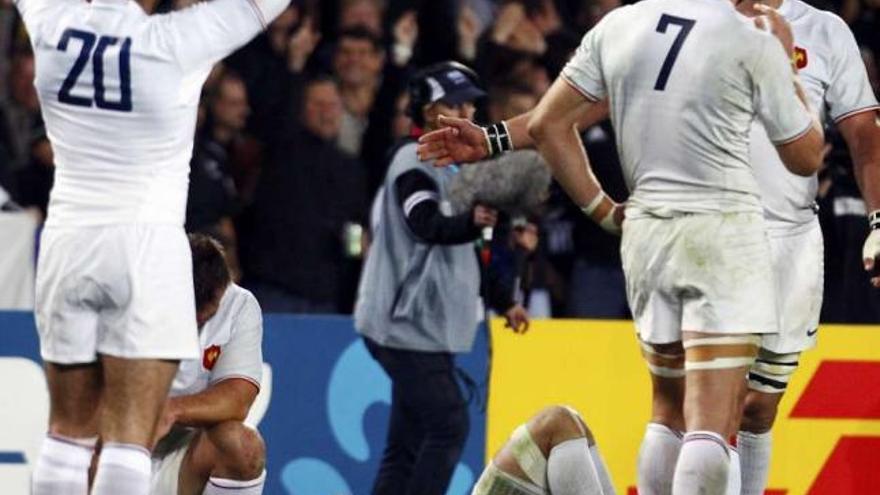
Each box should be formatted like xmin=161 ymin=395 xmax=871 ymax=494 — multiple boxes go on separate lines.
xmin=794 ymin=46 xmax=808 ymax=70
xmin=203 ymin=345 xmax=222 ymax=370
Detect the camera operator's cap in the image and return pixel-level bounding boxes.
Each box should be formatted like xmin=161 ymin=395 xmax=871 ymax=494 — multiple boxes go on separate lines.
xmin=423 ymin=64 xmax=486 ymax=106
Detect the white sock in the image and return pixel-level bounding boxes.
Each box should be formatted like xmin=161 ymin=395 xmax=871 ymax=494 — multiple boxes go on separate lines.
xmin=637 ymin=423 xmax=682 ymax=495
xmin=725 ymin=447 xmax=741 ymax=495
xmin=589 ymin=445 xmax=617 ymax=495
xmin=738 ymin=430 xmax=771 ymax=495
xmin=547 ymin=438 xmax=605 ymax=495
xmin=203 ymin=470 xmax=266 ymax=495
xmin=91 ymin=442 xmax=152 ymax=495
xmin=31 ymin=434 xmax=96 ymax=495
xmin=672 ymin=431 xmax=730 ymax=495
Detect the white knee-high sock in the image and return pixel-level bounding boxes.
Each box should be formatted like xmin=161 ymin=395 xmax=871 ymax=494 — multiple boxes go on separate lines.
xmin=725 ymin=447 xmax=741 ymax=495
xmin=31 ymin=434 xmax=96 ymax=495
xmin=203 ymin=470 xmax=266 ymax=495
xmin=738 ymin=431 xmax=771 ymax=495
xmin=547 ymin=438 xmax=605 ymax=495
xmin=637 ymin=423 xmax=682 ymax=495
xmin=91 ymin=442 xmax=152 ymax=495
xmin=672 ymin=431 xmax=730 ymax=495
xmin=589 ymin=445 xmax=617 ymax=495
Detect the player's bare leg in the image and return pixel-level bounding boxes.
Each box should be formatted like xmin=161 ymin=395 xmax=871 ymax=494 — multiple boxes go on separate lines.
xmin=636 ymin=341 xmax=685 ymax=495
xmin=177 ymin=421 xmax=267 ymax=495
xmin=32 ymin=362 xmax=102 ymax=494
xmin=92 ymin=356 xmax=178 ymax=495
xmin=672 ymin=332 xmax=758 ymax=495
xmin=736 ymin=348 xmax=796 ymax=495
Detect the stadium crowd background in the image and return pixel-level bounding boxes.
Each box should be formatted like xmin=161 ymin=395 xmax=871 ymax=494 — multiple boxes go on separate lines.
xmin=0 ymin=0 xmax=878 ymax=321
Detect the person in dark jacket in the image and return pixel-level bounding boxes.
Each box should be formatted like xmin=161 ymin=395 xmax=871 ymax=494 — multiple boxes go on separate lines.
xmin=355 ymin=62 xmax=528 ymax=495
xmin=242 ymin=76 xmax=369 ymax=314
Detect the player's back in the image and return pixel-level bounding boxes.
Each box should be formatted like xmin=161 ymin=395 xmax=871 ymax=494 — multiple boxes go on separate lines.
xmin=564 ymin=0 xmax=810 ymax=216
xmin=17 ymin=0 xmax=283 ymax=227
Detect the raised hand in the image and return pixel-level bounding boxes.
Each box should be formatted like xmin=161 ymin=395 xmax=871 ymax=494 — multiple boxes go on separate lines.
xmin=287 ymin=16 xmax=321 ymax=73
xmin=417 ymin=115 xmax=489 ymax=167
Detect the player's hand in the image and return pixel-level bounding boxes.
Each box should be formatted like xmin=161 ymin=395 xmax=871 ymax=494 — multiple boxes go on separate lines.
xmin=863 ymin=229 xmax=880 ymax=287
xmin=473 ymin=205 xmax=498 ymax=228
xmin=287 ymin=16 xmax=321 ymax=73
xmin=754 ymin=4 xmax=794 ymax=58
xmin=151 ymin=400 xmax=178 ymax=450
xmin=504 ymin=304 xmax=530 ymax=334
xmin=417 ymin=115 xmax=489 ymax=167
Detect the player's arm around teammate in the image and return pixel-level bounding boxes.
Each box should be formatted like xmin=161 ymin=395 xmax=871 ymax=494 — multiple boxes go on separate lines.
xmin=150 ymin=235 xmax=265 ymax=495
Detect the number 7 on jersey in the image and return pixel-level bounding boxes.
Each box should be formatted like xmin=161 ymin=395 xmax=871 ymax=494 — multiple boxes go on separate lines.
xmin=654 ymin=14 xmax=696 ymax=91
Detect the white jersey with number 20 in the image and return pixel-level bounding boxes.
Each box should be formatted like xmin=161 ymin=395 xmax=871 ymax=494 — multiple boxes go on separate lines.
xmin=15 ymin=0 xmax=287 ymax=228
xmin=562 ymin=0 xmax=813 ymax=217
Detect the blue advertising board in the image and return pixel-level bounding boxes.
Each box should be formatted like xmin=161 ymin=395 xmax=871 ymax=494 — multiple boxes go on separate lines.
xmin=0 ymin=312 xmax=489 ymax=495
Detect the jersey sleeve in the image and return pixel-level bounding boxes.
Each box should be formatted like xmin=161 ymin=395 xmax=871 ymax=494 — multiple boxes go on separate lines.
xmin=560 ymin=19 xmax=606 ymax=102
xmin=210 ymin=291 xmax=264 ymax=389
xmin=160 ymin=0 xmax=289 ymax=71
xmin=823 ymin=16 xmax=880 ymax=123
xmin=750 ymin=36 xmax=814 ymax=145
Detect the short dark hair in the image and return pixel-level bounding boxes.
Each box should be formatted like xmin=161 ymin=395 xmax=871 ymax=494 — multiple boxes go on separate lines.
xmin=336 ymin=26 xmax=383 ymax=52
xmin=189 ymin=234 xmax=231 ymax=311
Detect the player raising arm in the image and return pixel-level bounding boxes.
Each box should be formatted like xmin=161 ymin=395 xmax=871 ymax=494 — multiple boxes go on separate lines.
xmin=16 ymin=0 xmax=289 ymax=493
xmin=428 ymin=0 xmax=825 ymax=493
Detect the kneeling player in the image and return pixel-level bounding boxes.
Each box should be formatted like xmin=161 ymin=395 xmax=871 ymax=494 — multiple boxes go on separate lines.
xmin=150 ymin=234 xmax=266 ymax=495
xmin=473 ymin=406 xmax=615 ymax=495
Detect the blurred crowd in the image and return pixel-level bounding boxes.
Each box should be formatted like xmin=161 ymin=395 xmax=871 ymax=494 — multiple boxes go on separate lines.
xmin=0 ymin=0 xmax=878 ymax=321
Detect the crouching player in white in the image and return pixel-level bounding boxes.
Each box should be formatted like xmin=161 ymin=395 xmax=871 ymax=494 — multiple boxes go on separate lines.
xmin=150 ymin=234 xmax=266 ymax=495
xmin=472 ymin=406 xmax=615 ymax=495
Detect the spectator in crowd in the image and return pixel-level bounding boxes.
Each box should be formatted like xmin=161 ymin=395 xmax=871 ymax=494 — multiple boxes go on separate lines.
xmin=13 ymin=121 xmax=52 ymax=219
xmin=333 ymin=26 xmax=385 ymax=156
xmin=186 ymin=71 xmax=250 ymax=280
xmin=0 ymin=50 xmax=40 ymax=173
xmin=241 ymin=76 xmax=368 ymax=314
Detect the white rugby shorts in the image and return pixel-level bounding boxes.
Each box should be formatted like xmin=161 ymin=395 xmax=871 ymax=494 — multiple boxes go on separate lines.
xmin=35 ymin=224 xmax=199 ymax=363
xmin=621 ymin=211 xmax=778 ymax=344
xmin=761 ymin=218 xmax=824 ymax=354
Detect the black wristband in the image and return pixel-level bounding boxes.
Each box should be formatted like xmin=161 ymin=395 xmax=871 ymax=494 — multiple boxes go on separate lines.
xmin=483 ymin=121 xmax=513 ymax=158
xmin=869 ymin=210 xmax=880 ymax=230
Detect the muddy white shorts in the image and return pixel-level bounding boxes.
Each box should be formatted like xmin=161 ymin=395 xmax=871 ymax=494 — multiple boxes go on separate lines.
xmin=621 ymin=211 xmax=779 ymax=344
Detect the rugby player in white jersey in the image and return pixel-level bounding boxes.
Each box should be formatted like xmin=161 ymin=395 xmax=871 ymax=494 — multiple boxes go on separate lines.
xmin=420 ymin=0 xmax=827 ymax=492
xmin=418 ymin=2 xmax=880 ymax=493
xmin=149 ymin=234 xmax=265 ymax=495
xmin=471 ymin=405 xmax=616 ymax=495
xmin=13 ymin=0 xmax=288 ymax=492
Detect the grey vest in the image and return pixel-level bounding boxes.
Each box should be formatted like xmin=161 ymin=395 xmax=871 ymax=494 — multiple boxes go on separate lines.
xmin=354 ymin=142 xmax=481 ymax=353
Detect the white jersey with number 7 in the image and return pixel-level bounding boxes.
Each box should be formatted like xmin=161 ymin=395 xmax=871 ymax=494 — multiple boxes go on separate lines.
xmin=562 ymin=0 xmax=814 ymax=217
xmin=14 ymin=0 xmax=288 ymax=228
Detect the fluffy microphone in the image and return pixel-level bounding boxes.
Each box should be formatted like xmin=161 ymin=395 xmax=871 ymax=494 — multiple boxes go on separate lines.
xmin=447 ymin=150 xmax=552 ymax=217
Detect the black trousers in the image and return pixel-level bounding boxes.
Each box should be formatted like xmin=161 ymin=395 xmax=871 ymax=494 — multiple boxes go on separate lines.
xmin=364 ymin=337 xmax=470 ymax=495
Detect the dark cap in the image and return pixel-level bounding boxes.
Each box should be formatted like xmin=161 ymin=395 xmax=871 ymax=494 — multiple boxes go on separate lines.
xmin=408 ymin=61 xmax=485 ymax=126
